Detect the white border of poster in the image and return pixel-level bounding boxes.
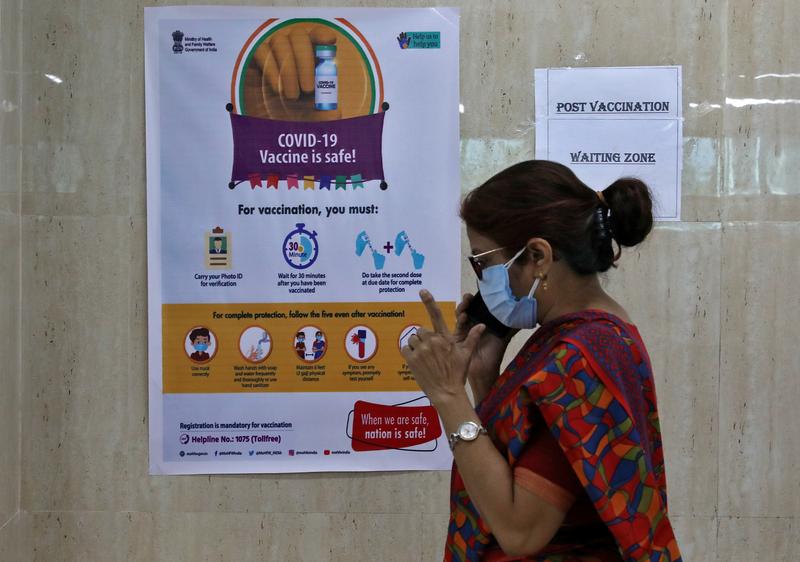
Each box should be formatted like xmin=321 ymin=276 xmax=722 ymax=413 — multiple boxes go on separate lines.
xmin=145 ymin=6 xmax=460 ymax=474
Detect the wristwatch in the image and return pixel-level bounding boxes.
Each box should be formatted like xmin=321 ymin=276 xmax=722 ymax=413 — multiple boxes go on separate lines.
xmin=448 ymin=421 xmax=487 ymax=451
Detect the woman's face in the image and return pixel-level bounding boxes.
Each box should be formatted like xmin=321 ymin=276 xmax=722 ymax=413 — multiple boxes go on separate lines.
xmin=466 ymin=227 xmax=533 ymax=299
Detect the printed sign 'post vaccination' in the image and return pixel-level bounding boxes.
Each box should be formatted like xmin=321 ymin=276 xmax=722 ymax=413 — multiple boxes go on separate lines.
xmin=535 ymin=66 xmax=683 ymax=221
xmin=145 ymin=7 xmax=460 ymax=474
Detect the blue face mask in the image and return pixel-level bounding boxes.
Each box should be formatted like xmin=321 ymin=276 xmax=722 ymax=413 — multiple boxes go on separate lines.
xmin=193 ymin=343 xmax=209 ymax=352
xmin=477 ymin=247 xmax=541 ymax=329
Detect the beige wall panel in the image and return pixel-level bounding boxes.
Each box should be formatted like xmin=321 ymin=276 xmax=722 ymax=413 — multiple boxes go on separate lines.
xmin=26 ymin=511 xmax=422 ymax=562
xmin=0 ymin=0 xmax=21 ymax=530
xmin=0 ymin=0 xmax=21 ymax=540
xmin=19 ymin=0 xmax=137 ymax=217
xmin=460 ymin=138 xmax=533 ymax=195
xmin=715 ymin=516 xmax=796 ymax=562
xmin=421 ymin=513 xmax=450 ymax=562
xmin=0 ymin=513 xmax=31 ymax=562
xmin=0 ymin=215 xmax=20 ymax=527
xmin=719 ymin=0 xmax=800 ymax=221
xmin=24 ymin=511 xmax=151 ymax=562
xmin=718 ymin=222 xmax=800 ymax=517
xmin=0 ymin=66 xmax=20 ymax=215
xmin=0 ymin=0 xmax=20 ymax=217
xmin=669 ymin=515 xmax=717 ymax=562
xmin=0 ymin=0 xmax=20 ymax=73
xmin=20 ymin=216 xmax=133 ymax=511
xmin=128 ymin=471 xmax=450 ymax=517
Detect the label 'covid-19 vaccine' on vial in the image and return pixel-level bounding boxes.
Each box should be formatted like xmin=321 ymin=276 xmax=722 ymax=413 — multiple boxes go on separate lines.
xmin=314 ymin=45 xmax=337 ymax=111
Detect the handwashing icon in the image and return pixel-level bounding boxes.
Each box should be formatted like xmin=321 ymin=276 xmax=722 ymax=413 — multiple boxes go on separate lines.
xmin=355 ymin=231 xmax=386 ymax=270
xmin=395 ymin=230 xmax=425 ymax=270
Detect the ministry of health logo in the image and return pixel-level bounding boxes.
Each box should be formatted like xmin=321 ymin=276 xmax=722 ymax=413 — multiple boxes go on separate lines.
xmin=172 ymin=30 xmax=184 ymax=53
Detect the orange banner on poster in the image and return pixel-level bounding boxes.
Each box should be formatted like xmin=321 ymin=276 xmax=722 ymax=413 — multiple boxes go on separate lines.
xmin=162 ymin=301 xmax=455 ymax=394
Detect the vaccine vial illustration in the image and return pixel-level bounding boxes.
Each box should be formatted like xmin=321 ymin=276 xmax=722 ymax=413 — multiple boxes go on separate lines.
xmin=314 ymin=45 xmax=338 ymax=110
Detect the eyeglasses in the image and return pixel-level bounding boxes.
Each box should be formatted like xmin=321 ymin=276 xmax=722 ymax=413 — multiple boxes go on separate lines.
xmin=466 ymin=246 xmax=507 ymax=280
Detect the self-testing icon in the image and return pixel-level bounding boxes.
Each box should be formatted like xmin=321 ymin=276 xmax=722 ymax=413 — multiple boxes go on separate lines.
xmin=345 ymin=325 xmax=378 ymax=362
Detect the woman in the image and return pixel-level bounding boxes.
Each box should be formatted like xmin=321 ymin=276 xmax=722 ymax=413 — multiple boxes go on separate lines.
xmin=402 ymin=161 xmax=682 ymax=561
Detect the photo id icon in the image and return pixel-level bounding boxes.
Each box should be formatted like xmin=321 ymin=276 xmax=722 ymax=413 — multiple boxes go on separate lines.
xmin=205 ymin=226 xmax=231 ymax=269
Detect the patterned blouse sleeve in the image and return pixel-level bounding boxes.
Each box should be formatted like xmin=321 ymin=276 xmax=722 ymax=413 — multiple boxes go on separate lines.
xmin=502 ymin=343 xmax=587 ymax=513
xmin=521 ymin=340 xmax=670 ymax=558
xmin=512 ymin=413 xmax=586 ymax=513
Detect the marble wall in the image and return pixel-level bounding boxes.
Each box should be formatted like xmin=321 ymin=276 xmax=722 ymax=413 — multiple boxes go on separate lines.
xmin=0 ymin=0 xmax=21 ymax=558
xmin=2 ymin=0 xmax=798 ymax=560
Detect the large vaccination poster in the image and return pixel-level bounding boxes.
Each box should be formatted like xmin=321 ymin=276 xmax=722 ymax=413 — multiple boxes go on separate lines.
xmin=145 ymin=7 xmax=460 ymax=474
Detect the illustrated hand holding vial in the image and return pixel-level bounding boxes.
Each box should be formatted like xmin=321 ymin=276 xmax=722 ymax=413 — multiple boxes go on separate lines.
xmin=252 ymin=24 xmax=342 ymax=121
xmin=355 ymin=230 xmax=386 ymax=270
xmin=356 ymin=230 xmax=425 ymax=271
xmin=395 ymin=230 xmax=425 ymax=270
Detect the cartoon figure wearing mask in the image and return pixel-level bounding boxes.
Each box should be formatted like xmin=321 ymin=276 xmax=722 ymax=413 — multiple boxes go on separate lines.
xmin=189 ymin=327 xmax=212 ymax=363
xmin=294 ymin=332 xmax=307 ymax=360
xmin=312 ymin=330 xmax=326 ymax=360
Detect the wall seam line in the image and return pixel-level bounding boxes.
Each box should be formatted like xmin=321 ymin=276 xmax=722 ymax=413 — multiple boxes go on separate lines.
xmin=714 ymin=213 xmax=724 ymax=528
xmin=713 ymin=0 xmax=731 ymax=535
xmin=16 ymin=0 xmax=24 ymax=523
xmin=21 ymin=509 xmax=450 ymax=516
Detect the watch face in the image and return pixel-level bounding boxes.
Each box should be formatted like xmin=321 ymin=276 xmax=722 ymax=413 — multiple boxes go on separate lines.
xmin=459 ymin=422 xmax=480 ymax=440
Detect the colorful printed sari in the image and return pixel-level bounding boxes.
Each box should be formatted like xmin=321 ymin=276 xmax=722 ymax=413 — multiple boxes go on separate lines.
xmin=444 ymin=310 xmax=682 ymax=562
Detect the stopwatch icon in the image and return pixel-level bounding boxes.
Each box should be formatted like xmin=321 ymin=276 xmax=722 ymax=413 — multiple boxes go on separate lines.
xmin=282 ymin=223 xmax=319 ymax=269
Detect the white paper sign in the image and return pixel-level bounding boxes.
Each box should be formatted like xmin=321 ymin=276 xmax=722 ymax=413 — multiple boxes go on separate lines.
xmin=535 ymin=66 xmax=682 ymax=221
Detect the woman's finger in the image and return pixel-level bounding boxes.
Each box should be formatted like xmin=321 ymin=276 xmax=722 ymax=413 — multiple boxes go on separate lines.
xmin=461 ymin=323 xmax=486 ymax=357
xmin=420 ymin=290 xmax=450 ymax=335
xmin=455 ymin=292 xmax=474 ymax=316
xmin=407 ymin=331 xmax=422 ymax=350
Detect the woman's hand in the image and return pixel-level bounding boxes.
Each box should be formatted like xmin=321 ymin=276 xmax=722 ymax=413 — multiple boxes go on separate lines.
xmin=455 ymin=293 xmax=514 ymax=403
xmin=402 ymin=296 xmax=565 ymax=558
xmin=401 ymin=290 xmax=485 ymax=406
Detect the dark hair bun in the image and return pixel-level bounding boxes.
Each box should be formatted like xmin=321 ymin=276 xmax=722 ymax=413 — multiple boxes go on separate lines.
xmin=602 ymin=178 xmax=653 ymax=247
